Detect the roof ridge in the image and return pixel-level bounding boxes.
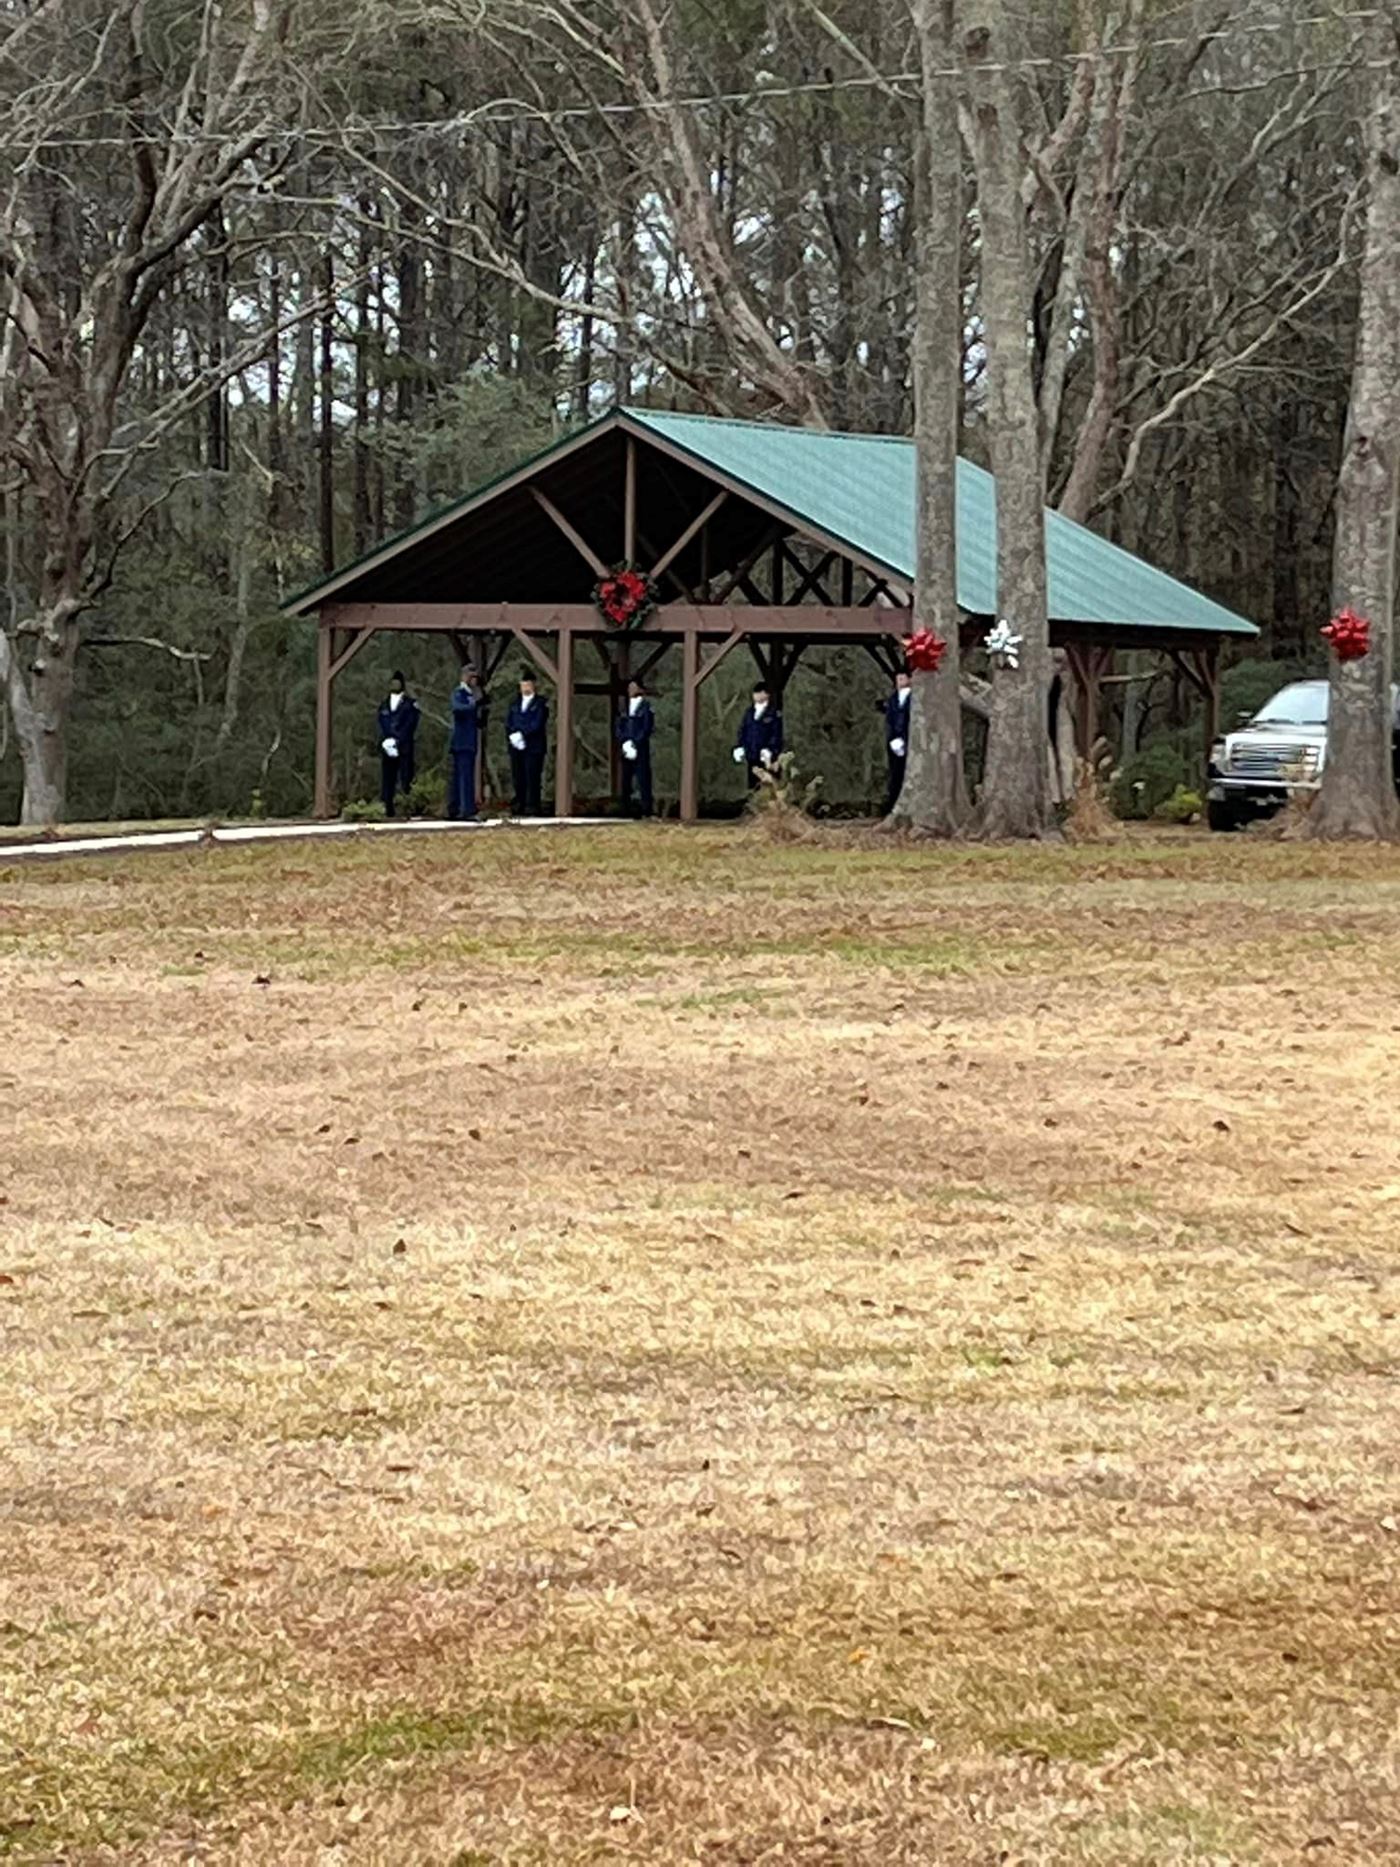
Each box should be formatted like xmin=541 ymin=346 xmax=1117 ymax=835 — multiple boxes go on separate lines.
xmin=624 ymin=406 xmax=913 ymax=446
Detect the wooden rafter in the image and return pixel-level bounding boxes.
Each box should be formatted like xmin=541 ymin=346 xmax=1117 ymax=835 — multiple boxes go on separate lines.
xmin=712 ymin=526 xmax=784 ymax=604
xmin=531 ymin=487 xmax=609 ymax=578
xmin=511 ymin=627 xmax=561 ymax=685
xmin=329 ymin=626 xmax=374 ymax=680
xmin=651 ymin=489 xmax=728 ymax=581
xmin=696 ymin=628 xmax=746 ymax=688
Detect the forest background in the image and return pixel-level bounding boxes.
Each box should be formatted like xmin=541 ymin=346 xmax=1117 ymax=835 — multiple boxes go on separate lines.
xmin=0 ymin=0 xmax=1359 ymax=823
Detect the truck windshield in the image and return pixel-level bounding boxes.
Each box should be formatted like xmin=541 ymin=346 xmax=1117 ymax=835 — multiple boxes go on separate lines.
xmin=1254 ymin=684 xmax=1329 ymax=727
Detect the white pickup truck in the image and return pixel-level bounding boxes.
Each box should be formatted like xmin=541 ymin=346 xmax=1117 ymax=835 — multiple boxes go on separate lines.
xmin=1206 ymin=679 xmax=1400 ymax=831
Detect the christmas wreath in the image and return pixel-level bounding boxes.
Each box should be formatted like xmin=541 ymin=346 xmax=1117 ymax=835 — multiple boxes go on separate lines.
xmin=594 ymin=564 xmax=658 ymax=629
xmin=1322 ymin=607 xmax=1371 ymax=662
xmin=904 ymin=628 xmax=947 ymax=673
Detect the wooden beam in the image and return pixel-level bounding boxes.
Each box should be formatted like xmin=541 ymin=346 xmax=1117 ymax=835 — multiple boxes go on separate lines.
xmin=329 ymin=626 xmax=374 ymax=681
xmin=781 ymin=544 xmax=836 ymax=605
xmin=624 ymin=437 xmax=638 ymax=564
xmin=554 ymin=627 xmax=575 ymax=817
xmin=633 ymin=641 xmax=671 ymax=685
xmin=650 ymin=489 xmax=728 ymax=582
xmin=1065 ymin=642 xmax=1111 ymax=760
xmin=531 ymin=487 xmax=609 ymax=578
xmin=511 ymin=627 xmax=560 ymax=686
xmin=680 ymin=629 xmax=701 ymax=824
xmin=329 ymin=602 xmax=927 ymax=640
xmin=314 ymin=624 xmax=335 ymax=819
xmin=712 ymin=527 xmax=784 ymax=604
xmin=696 ymin=628 xmax=746 ymax=688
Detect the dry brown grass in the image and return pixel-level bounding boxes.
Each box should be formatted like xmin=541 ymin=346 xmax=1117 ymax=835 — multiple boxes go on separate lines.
xmin=4 ymin=825 xmax=1400 ymax=1864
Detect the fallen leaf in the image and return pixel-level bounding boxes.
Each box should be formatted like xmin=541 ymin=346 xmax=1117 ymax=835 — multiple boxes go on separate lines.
xmin=392 ymin=1238 xmax=407 ymax=1257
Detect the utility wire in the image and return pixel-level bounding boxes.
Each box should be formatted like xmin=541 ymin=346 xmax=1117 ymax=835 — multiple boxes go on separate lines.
xmin=0 ymin=7 xmax=1383 ymax=153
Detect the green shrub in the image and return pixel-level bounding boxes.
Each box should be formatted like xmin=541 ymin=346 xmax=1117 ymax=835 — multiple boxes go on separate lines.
xmin=405 ymin=770 xmax=448 ymax=818
xmin=1112 ymin=742 xmax=1188 ymax=820
xmin=340 ymin=797 xmax=387 ymax=823
xmin=1153 ymin=785 xmax=1203 ymax=825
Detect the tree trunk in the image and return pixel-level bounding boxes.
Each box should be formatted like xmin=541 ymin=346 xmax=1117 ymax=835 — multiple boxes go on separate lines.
xmin=896 ymin=0 xmax=967 ymax=835
xmin=961 ymin=0 xmax=1055 ymax=839
xmin=1308 ymin=10 xmax=1400 ymax=842
xmin=1 ymin=595 xmax=80 ymax=825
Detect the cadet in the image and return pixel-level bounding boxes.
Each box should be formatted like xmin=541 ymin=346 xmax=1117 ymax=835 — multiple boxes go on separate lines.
xmin=377 ymin=672 xmax=420 ymax=817
xmin=507 ymin=671 xmax=550 ymax=816
xmin=615 ymin=678 xmax=656 ymax=817
xmin=883 ymin=669 xmax=912 ymax=815
xmin=732 ymin=681 xmax=783 ymax=787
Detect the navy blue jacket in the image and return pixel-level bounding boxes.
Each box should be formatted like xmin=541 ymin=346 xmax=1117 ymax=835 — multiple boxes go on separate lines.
xmin=736 ymin=704 xmax=783 ymax=765
xmin=377 ymin=695 xmax=419 ymax=752
xmin=507 ymin=694 xmax=549 ymax=749
xmin=450 ymin=685 xmax=481 ymax=753
xmin=614 ymin=700 xmax=655 ymax=750
xmin=885 ymin=690 xmax=912 ymax=749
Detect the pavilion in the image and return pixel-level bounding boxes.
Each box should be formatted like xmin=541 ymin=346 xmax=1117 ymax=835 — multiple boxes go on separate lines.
xmin=285 ymin=407 xmax=1258 ymax=819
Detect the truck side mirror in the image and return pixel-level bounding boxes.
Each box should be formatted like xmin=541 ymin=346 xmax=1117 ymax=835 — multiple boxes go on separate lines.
xmin=1236 ymin=710 xmax=1253 ymax=725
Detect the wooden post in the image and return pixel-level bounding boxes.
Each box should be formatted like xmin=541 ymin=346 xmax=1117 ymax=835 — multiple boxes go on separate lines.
xmin=314 ymin=621 xmax=335 ymax=818
xmin=680 ymin=627 xmax=700 ymax=823
xmin=1202 ymin=642 xmax=1221 ymax=771
xmin=1065 ymin=642 xmax=1106 ymax=762
xmin=624 ymin=436 xmax=638 ymax=564
xmin=609 ymin=638 xmax=628 ymax=800
xmin=554 ymin=627 xmax=576 ymax=817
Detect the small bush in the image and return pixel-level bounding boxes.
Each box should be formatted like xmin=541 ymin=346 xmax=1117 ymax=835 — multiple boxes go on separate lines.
xmin=340 ymin=797 xmax=387 ymax=823
xmin=1112 ymin=742 xmax=1188 ymax=820
xmin=1153 ymin=785 xmax=1203 ymax=825
xmin=1063 ymin=758 xmax=1121 ymax=843
xmin=745 ymin=752 xmax=825 ymax=840
xmin=405 ymin=771 xmax=447 ymax=818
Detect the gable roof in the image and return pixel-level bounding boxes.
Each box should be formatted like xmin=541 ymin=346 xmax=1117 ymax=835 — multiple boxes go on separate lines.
xmin=286 ymin=406 xmax=1257 ymax=638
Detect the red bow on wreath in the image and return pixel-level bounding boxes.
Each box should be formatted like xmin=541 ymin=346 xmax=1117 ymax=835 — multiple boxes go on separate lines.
xmin=1322 ymin=607 xmax=1371 ymax=662
xmin=594 ymin=565 xmax=658 ymax=629
xmin=904 ymin=628 xmax=947 ymax=673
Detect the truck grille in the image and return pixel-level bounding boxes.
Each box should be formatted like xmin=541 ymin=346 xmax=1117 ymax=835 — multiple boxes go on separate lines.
xmin=1230 ymin=742 xmax=1315 ymax=778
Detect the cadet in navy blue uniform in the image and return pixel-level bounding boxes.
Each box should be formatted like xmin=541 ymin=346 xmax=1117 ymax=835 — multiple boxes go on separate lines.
xmin=883 ymin=669 xmax=912 ymax=815
xmin=377 ymin=672 xmax=419 ymax=817
xmin=615 ymin=678 xmax=656 ymax=817
xmin=507 ymin=671 xmax=549 ymax=816
xmin=732 ymin=682 xmax=783 ymax=787
xmin=448 ymin=665 xmax=482 ymax=820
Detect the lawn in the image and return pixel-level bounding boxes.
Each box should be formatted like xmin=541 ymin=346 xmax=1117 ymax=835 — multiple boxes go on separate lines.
xmin=3 ymin=824 xmax=1400 ymax=1864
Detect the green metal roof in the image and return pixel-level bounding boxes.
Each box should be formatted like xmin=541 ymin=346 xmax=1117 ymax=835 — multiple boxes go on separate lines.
xmin=285 ymin=405 xmax=1256 ymax=639
xmin=624 ymin=408 xmax=1256 ymax=636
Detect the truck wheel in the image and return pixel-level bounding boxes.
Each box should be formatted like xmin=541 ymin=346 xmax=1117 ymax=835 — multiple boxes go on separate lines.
xmin=1207 ymin=800 xmax=1242 ymax=833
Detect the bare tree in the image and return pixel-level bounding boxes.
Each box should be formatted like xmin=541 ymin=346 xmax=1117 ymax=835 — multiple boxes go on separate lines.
xmin=960 ymin=0 xmax=1054 ymax=838
xmin=1308 ymin=7 xmax=1400 ymax=841
xmin=897 ymin=0 xmax=968 ymax=833
xmin=0 ymin=0 xmax=302 ymax=823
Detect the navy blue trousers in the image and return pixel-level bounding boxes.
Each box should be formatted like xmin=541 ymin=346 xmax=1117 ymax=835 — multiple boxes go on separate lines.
xmin=449 ymin=750 xmax=477 ymax=820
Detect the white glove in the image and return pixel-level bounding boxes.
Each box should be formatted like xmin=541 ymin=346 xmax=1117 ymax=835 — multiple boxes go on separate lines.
xmin=759 ymin=748 xmax=774 ymax=768
xmin=509 ymin=731 xmax=526 ymax=752
xmin=623 ymin=740 xmax=638 ymax=761
xmin=381 ymin=737 xmax=398 ymax=758
xmin=732 ymin=746 xmax=747 ymax=765
xmin=890 ymin=737 xmax=906 ymax=758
